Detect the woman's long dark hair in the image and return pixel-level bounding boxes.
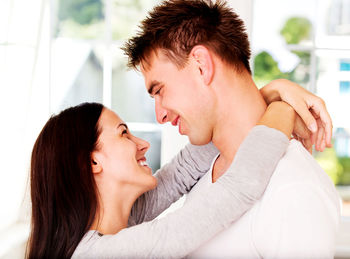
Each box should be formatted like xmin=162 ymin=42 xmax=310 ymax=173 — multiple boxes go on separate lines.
xmin=27 ymin=102 xmax=104 ymax=259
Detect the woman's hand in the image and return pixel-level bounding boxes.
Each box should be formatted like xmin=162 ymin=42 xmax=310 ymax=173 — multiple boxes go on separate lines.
xmin=258 ymin=101 xmax=295 ymax=140
xmin=260 ymin=79 xmax=332 ymax=152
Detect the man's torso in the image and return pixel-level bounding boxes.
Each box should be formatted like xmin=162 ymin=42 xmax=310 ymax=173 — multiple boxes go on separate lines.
xmin=185 ymin=139 xmax=340 ymax=258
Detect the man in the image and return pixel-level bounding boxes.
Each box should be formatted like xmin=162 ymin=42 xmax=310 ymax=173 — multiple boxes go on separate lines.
xmin=123 ymin=0 xmax=340 ymax=257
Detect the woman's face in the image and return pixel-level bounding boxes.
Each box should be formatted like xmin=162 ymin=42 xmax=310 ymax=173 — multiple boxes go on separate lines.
xmin=92 ymin=108 xmax=157 ymax=193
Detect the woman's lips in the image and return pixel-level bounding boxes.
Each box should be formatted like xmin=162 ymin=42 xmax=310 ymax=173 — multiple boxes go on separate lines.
xmin=137 ymin=158 xmax=149 ymax=167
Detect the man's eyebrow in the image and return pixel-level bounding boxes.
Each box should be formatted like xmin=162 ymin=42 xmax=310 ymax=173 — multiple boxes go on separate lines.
xmin=117 ymin=123 xmax=128 ymax=129
xmin=148 ymin=81 xmax=161 ymax=96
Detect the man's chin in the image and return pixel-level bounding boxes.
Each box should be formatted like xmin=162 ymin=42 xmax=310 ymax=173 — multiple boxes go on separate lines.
xmin=187 ymin=135 xmax=212 ymax=146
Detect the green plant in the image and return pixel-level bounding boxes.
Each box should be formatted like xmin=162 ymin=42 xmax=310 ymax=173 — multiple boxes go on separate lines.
xmin=280 ymin=17 xmax=312 ymax=44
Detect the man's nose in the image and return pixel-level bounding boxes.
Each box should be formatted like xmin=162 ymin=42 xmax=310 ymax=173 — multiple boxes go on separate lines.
xmin=155 ymin=98 xmax=168 ymax=124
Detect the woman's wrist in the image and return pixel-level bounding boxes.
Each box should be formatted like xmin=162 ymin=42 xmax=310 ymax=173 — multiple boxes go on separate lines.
xmin=259 ymin=80 xmax=284 ymax=104
xmin=258 ymin=101 xmax=295 ymax=139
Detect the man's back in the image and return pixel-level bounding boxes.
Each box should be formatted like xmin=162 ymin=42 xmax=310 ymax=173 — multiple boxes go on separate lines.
xmin=186 ymin=139 xmax=341 ymax=258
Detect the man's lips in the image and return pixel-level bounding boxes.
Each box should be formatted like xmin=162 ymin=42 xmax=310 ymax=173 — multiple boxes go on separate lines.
xmin=171 ymin=116 xmax=184 ymax=135
xmin=171 ymin=116 xmax=180 ymax=126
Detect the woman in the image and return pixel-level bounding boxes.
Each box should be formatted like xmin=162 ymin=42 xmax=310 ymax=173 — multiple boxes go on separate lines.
xmin=27 ymin=100 xmax=294 ymax=258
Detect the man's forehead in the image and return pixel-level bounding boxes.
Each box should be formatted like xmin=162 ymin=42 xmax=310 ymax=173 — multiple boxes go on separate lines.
xmin=140 ymin=49 xmax=170 ymax=73
xmin=140 ymin=50 xmax=169 ymax=86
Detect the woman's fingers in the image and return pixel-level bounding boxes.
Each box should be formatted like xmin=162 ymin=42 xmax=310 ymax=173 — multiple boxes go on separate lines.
xmin=292 ymin=115 xmax=314 ymax=153
xmin=311 ymin=130 xmax=317 ymax=146
xmin=293 ymin=115 xmax=311 ymax=140
xmin=264 ymin=79 xmax=333 ymax=151
xmin=308 ymin=97 xmax=333 ymax=147
xmin=316 ymin=118 xmax=325 ymax=152
xmin=303 ymin=138 xmax=313 ymax=154
xmin=291 ymin=99 xmax=318 ymax=133
xmin=292 ymin=112 xmax=329 ymax=153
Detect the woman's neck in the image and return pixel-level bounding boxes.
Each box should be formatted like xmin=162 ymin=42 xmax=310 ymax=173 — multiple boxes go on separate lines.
xmin=91 ymin=184 xmax=139 ymax=235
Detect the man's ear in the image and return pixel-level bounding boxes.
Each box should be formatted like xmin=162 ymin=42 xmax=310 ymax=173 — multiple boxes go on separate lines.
xmin=190 ymin=45 xmax=214 ymax=85
xmin=91 ymin=153 xmax=102 ymax=174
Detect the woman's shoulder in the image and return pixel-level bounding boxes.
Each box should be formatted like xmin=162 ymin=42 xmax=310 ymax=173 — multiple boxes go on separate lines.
xmin=71 ymin=230 xmax=101 ymax=258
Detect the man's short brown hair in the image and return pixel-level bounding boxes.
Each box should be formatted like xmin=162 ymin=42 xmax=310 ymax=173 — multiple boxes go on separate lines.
xmin=123 ymin=0 xmax=251 ymax=73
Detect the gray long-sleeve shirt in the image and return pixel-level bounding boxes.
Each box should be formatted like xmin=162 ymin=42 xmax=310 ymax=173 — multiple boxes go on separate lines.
xmin=72 ymin=126 xmax=289 ymax=258
xmin=128 ymin=139 xmax=220 ymax=226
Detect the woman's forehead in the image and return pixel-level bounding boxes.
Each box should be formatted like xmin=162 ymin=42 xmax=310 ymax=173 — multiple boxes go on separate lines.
xmin=99 ymin=108 xmax=124 ymax=130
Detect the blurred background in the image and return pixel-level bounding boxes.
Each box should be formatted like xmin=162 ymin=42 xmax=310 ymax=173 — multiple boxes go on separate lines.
xmin=0 ymin=0 xmax=349 ymax=258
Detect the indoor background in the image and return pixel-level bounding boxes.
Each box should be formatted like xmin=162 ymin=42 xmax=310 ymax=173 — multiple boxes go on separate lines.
xmin=0 ymin=0 xmax=349 ymax=258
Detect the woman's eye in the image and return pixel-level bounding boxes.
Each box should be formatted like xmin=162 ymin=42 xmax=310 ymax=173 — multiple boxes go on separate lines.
xmin=122 ymin=129 xmax=128 ymax=135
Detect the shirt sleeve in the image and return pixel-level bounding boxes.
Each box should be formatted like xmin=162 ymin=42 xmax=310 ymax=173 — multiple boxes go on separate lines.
xmin=128 ymin=142 xmax=219 ymax=226
xmin=73 ymin=125 xmax=290 ymax=259
xmin=253 ymin=183 xmax=341 ymax=258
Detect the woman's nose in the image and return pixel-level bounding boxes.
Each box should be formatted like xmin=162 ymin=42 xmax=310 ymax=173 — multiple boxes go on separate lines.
xmin=135 ymin=136 xmax=150 ymax=154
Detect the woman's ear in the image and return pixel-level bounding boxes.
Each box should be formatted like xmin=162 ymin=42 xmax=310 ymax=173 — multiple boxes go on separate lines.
xmin=191 ymin=45 xmax=214 ymax=85
xmin=91 ymin=153 xmax=102 ymax=174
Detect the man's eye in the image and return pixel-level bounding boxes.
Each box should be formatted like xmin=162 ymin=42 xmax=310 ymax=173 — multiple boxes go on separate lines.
xmin=154 ymin=88 xmax=161 ymax=95
xmin=122 ymin=129 xmax=128 ymax=135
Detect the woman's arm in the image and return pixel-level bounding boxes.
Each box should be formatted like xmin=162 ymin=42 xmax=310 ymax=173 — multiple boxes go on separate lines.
xmin=73 ymin=105 xmax=294 ymax=258
xmin=260 ymin=79 xmax=332 ymax=152
xmin=129 ymin=142 xmax=219 ymax=226
xmin=128 ymin=86 xmax=303 ymax=226
xmin=258 ymin=101 xmax=295 ymax=139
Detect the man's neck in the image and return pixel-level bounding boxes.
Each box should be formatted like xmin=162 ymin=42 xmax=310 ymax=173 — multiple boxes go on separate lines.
xmin=211 ymin=68 xmax=267 ymax=181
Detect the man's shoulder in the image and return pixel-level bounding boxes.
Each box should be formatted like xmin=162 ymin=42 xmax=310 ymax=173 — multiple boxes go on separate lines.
xmin=270 ymin=139 xmax=333 ymax=188
xmin=252 ymin=140 xmax=341 ymax=257
xmin=260 ymin=139 xmax=340 ymax=211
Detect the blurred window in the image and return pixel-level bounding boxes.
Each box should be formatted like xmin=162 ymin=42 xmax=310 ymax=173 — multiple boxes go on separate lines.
xmin=340 ymin=81 xmax=350 ymax=93
xmin=340 ymin=60 xmax=350 ymax=71
xmin=0 ymin=0 xmax=163 ymax=243
xmin=52 ymin=0 xmax=162 ymax=172
xmin=252 ymin=0 xmax=350 ymax=217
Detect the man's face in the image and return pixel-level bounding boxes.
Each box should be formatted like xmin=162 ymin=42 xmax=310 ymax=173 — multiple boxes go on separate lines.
xmin=141 ymin=50 xmax=216 ymax=145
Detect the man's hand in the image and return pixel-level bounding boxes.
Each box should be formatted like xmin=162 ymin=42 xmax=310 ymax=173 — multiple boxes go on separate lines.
xmin=260 ymin=79 xmax=332 ymax=153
